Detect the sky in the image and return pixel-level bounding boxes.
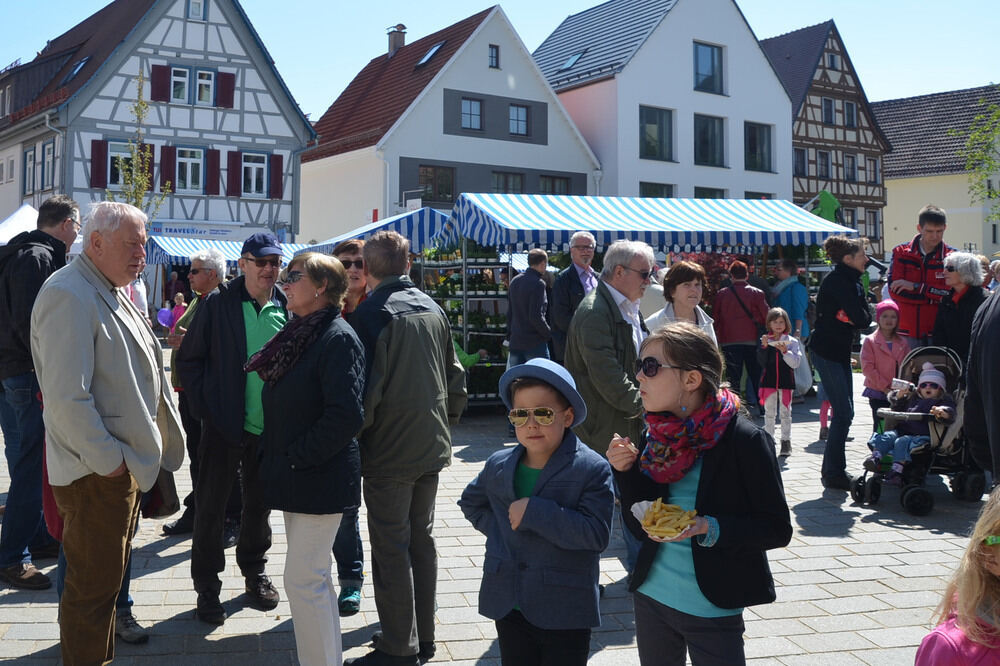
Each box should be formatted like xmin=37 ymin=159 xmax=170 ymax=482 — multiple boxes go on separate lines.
xmin=1 ymin=0 xmax=997 ymax=121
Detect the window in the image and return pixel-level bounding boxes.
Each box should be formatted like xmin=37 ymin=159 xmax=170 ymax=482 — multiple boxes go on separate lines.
xmin=558 ymin=50 xmax=586 ymax=72
xmin=176 ymin=147 xmax=203 ymax=193
xmin=744 ymin=122 xmax=772 ymax=172
xmin=993 ymin=224 xmax=997 ymax=245
xmin=845 ymin=154 xmax=857 ymax=182
xmin=23 ymin=148 xmax=35 ymax=195
xmin=416 ymin=41 xmax=445 ymax=67
xmin=640 ymin=182 xmax=674 ymax=198
xmin=488 ymin=44 xmax=500 ymax=69
xmin=694 ymin=114 xmax=724 ymax=167
xmin=639 ymin=105 xmax=673 ymax=161
xmin=817 ymin=151 xmax=831 ymax=179
xmin=539 ymin=175 xmax=570 ymax=195
xmin=794 ymin=148 xmax=807 ymax=176
xmin=694 ymin=186 xmax=725 ymax=199
xmin=866 ymin=157 xmax=880 ymax=184
xmin=418 ymin=165 xmax=455 ymax=203
xmin=41 ymin=142 xmax=54 ymax=190
xmin=6 ymin=157 xmax=13 ymax=182
xmin=108 ymin=142 xmax=132 ymax=188
xmin=842 ymin=208 xmax=856 ymax=229
xmin=0 ymin=161 xmax=4 ymax=182
xmin=196 ymin=71 xmax=215 ymax=106
xmin=187 ymin=0 xmax=205 ymax=20
xmin=0 ymin=87 xmax=5 ymax=118
xmin=844 ymin=101 xmax=857 ymax=128
xmin=827 ymin=53 xmax=839 ymax=70
xmin=61 ymin=57 xmax=89 ymax=85
xmin=171 ymin=67 xmax=189 ymax=103
xmin=822 ymin=98 xmax=835 ymax=124
xmin=3 ymin=85 xmax=10 ymax=117
xmin=492 ymin=172 xmax=523 ymax=194
xmin=509 ymin=104 xmax=528 ymax=136
xmin=693 ymin=42 xmax=723 ymax=94
xmin=745 ymin=191 xmax=771 ymax=199
xmin=865 ymin=210 xmax=879 ymax=239
xmin=242 ymin=153 xmax=267 ymax=197
xmin=461 ymin=98 xmax=482 ymax=130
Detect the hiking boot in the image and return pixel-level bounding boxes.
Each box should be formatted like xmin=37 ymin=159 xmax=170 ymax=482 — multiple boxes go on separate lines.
xmin=0 ymin=562 xmax=52 ymax=590
xmin=863 ymin=452 xmax=882 ymax=473
xmin=779 ymin=440 xmax=792 ymax=457
xmin=245 ymin=574 xmax=279 ymax=610
xmin=819 ymin=426 xmax=829 ymax=440
xmin=115 ymin=612 xmax=150 ymax=644
xmin=338 ymin=586 xmax=361 ymax=616
xmin=195 ymin=591 xmax=226 ymax=625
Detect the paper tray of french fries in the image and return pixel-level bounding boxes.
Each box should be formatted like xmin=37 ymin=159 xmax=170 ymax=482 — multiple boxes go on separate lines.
xmin=631 ymin=498 xmax=697 ymax=539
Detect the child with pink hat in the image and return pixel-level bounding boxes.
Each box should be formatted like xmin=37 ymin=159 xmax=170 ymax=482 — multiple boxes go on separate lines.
xmin=860 ymin=300 xmax=910 ymax=432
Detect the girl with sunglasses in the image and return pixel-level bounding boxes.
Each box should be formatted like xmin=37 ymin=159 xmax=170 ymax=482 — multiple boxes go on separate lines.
xmin=606 ymin=322 xmax=791 ymax=665
xmin=917 ymin=488 xmax=1000 ymax=663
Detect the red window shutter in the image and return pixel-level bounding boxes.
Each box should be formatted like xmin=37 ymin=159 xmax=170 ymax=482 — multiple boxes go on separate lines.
xmin=140 ymin=143 xmax=154 ymax=191
xmin=90 ymin=139 xmax=107 ymax=189
xmin=160 ymin=145 xmax=176 ymax=191
xmin=150 ymin=65 xmax=170 ymax=102
xmin=216 ymin=72 xmax=235 ymax=108
xmin=226 ymin=151 xmax=242 ymax=196
xmin=205 ymin=149 xmax=220 ymax=195
xmin=268 ymin=154 xmax=284 ymax=199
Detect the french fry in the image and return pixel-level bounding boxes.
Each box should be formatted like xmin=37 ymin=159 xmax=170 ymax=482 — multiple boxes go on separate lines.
xmin=640 ymin=498 xmax=697 ymax=538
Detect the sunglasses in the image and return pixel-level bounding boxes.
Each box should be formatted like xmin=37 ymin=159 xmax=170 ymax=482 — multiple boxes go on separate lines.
xmin=635 ymin=357 xmax=682 ymax=378
xmin=944 ymin=265 xmax=957 ymax=272
xmin=245 ymin=256 xmax=281 ymax=268
xmin=339 ymin=259 xmax=364 ymax=270
xmin=622 ymin=265 xmax=652 ymax=280
xmin=508 ymin=407 xmax=563 ymax=428
xmin=918 ymin=382 xmax=941 ymax=390
xmin=985 ymin=536 xmax=1000 ymax=546
xmin=280 ymin=270 xmax=305 ymax=285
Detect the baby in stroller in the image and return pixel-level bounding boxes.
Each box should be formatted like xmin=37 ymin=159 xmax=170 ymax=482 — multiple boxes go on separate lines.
xmin=864 ymin=362 xmax=956 ymax=485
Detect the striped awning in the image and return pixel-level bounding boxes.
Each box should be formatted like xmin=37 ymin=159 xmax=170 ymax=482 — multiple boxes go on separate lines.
xmin=146 ymin=236 xmax=309 ymax=267
xmin=303 ymin=207 xmax=450 ymax=255
xmin=436 ymin=194 xmax=857 ymax=251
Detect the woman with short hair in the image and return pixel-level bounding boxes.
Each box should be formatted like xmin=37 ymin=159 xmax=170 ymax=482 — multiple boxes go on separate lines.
xmin=933 ymin=251 xmax=990 ymax=366
xmin=645 ymin=261 xmax=716 ymax=345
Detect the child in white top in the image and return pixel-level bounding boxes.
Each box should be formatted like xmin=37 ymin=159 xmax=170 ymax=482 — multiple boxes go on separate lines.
xmin=757 ymin=307 xmax=803 ymax=457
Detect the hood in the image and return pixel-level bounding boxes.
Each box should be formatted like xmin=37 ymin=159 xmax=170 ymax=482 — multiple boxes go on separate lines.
xmin=0 ymin=229 xmax=66 ymax=266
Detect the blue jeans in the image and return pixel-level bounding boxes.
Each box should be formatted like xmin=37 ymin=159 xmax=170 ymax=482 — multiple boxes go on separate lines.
xmin=333 ymin=504 xmax=363 ymax=587
xmin=722 ymin=345 xmax=761 ymax=411
xmin=508 ymin=342 xmax=550 ymax=367
xmin=813 ymin=353 xmax=855 ymax=480
xmin=868 ymin=431 xmax=929 ymax=465
xmin=0 ymin=372 xmax=54 ymax=567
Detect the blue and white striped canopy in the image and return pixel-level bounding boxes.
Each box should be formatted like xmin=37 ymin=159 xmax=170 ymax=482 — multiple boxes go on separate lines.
xmin=146 ymin=236 xmax=309 ymax=267
xmin=436 ymin=194 xmax=856 ymax=251
xmin=303 ymin=207 xmax=450 ymax=255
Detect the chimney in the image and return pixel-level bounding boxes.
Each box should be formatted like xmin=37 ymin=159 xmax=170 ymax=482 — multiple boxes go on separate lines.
xmin=388 ymin=24 xmax=407 ymax=57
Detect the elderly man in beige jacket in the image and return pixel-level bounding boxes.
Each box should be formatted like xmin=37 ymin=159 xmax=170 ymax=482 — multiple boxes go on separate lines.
xmin=30 ymin=201 xmax=183 ymax=666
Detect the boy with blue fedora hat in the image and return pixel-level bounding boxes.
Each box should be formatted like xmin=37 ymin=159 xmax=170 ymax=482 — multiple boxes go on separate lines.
xmin=459 ymin=358 xmax=614 ymax=665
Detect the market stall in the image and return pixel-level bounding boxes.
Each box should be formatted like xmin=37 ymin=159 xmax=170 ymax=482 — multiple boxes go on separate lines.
xmin=303 ymin=207 xmax=450 ymax=255
xmin=146 ymin=235 xmax=309 ymax=268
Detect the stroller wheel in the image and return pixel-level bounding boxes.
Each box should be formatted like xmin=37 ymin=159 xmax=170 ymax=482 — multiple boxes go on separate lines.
xmin=964 ymin=473 xmax=987 ymax=502
xmin=849 ymin=475 xmax=866 ymax=503
xmin=864 ymin=477 xmax=881 ymax=505
xmin=950 ymin=472 xmax=968 ymax=500
xmin=901 ymin=485 xmax=934 ymax=516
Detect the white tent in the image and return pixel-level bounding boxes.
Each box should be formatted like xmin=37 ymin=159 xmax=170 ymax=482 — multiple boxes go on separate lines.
xmin=0 ymin=204 xmax=37 ymax=244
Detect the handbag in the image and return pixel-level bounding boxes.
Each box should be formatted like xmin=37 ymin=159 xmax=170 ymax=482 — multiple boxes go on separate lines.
xmin=730 ymin=286 xmax=766 ymax=337
xmin=141 ymin=467 xmax=180 ymax=519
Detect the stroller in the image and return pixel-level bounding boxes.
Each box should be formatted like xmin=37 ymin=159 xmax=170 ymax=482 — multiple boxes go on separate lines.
xmin=850 ymin=346 xmax=986 ymax=516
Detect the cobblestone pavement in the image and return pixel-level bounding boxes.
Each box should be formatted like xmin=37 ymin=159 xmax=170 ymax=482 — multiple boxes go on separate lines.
xmin=0 ymin=372 xmax=981 ymax=664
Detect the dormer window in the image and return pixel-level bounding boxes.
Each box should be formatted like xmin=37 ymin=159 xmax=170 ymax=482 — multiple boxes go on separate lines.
xmin=187 ymin=0 xmax=206 ymax=20
xmin=416 ymin=41 xmax=445 ymax=67
xmin=558 ymin=50 xmax=586 ymax=72
xmin=61 ymin=57 xmax=89 ymax=85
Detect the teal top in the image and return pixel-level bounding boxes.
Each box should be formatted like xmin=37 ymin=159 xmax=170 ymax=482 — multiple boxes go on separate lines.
xmin=637 ymin=459 xmax=742 ymax=618
xmin=241 ymin=299 xmax=286 ymax=435
xmin=514 ymin=462 xmax=543 ymax=499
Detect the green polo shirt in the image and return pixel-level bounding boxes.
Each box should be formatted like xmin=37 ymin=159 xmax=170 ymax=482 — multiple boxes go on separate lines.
xmin=242 ymin=294 xmax=286 ymax=435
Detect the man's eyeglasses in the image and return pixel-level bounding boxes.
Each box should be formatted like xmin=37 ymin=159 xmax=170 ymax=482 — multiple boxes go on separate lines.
xmin=635 ymin=357 xmax=682 ymax=378
xmin=189 ymin=268 xmax=211 ymax=276
xmin=339 ymin=259 xmax=364 ymax=270
xmin=244 ymin=256 xmax=281 ymax=268
xmin=918 ymin=382 xmax=941 ymax=390
xmin=572 ymin=245 xmax=595 ymax=251
xmin=508 ymin=407 xmax=563 ymax=428
xmin=621 ymin=266 xmax=652 ymax=280
xmin=280 ymin=270 xmax=305 ymax=285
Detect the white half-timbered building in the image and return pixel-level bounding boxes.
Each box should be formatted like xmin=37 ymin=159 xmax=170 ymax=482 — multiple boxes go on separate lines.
xmin=0 ymin=0 xmax=313 ymax=241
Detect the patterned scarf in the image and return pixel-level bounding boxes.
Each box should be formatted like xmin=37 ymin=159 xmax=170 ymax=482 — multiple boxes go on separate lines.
xmin=639 ymin=388 xmax=741 ymax=484
xmin=244 ymin=306 xmax=339 ymax=385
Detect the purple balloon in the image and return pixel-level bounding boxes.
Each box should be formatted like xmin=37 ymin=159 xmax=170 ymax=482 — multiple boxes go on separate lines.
xmin=157 ymin=308 xmax=173 ymax=327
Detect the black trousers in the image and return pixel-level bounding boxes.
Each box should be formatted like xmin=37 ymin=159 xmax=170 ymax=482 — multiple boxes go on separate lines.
xmin=190 ymin=422 xmax=271 ymax=596
xmin=495 ymin=609 xmax=591 ymax=666
xmin=868 ymin=397 xmax=890 ymax=435
xmin=633 ymin=592 xmax=745 ymax=666
xmin=177 ymin=391 xmax=241 ymax=520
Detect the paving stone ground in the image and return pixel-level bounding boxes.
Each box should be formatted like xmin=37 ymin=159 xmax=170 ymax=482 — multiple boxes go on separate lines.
xmin=0 ymin=367 xmax=982 ymax=664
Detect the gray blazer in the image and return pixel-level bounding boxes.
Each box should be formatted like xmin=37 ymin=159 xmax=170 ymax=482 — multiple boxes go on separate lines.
xmin=30 ymin=253 xmax=183 ymax=492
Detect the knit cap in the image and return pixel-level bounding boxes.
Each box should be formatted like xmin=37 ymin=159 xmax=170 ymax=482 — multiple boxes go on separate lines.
xmin=918 ymin=362 xmax=946 ymax=389
xmin=875 ymin=299 xmax=899 ymax=318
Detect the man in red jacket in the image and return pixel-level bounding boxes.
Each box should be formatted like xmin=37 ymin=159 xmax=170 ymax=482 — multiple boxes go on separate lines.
xmin=713 ymin=260 xmax=768 ymax=416
xmin=887 ymin=205 xmax=953 ymax=348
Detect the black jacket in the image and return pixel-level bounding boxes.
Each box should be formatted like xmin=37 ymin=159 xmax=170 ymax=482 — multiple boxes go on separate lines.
xmin=508 ymin=267 xmax=550 ymax=351
xmin=966 ymin=291 xmax=1000 ymax=477
xmin=259 ymin=310 xmax=365 ymax=514
xmin=932 ymin=286 xmax=989 ymax=366
xmin=757 ymin=344 xmax=795 ymax=390
xmin=551 ymin=265 xmax=586 ymax=362
xmin=615 ymin=415 xmax=791 ymax=609
xmin=176 ymin=276 xmax=287 ymax=443
xmin=809 ymin=263 xmax=871 ymax=363
xmin=0 ymin=230 xmax=66 ymax=379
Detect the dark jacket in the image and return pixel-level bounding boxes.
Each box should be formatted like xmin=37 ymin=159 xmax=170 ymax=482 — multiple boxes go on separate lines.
xmin=259 ymin=310 xmax=365 ymax=514
xmin=888 ymin=390 xmax=956 ymax=438
xmin=757 ymin=343 xmax=795 ymax=390
xmin=713 ymin=282 xmax=768 ymax=346
xmin=508 ymin=267 xmax=551 ymax=351
xmin=458 ymin=431 xmax=614 ymax=630
xmin=350 ymin=275 xmax=467 ymax=478
xmin=932 ymin=286 xmax=989 ymax=366
xmin=551 ymin=264 xmax=587 ymax=362
xmin=176 ymin=276 xmax=287 ymax=443
xmin=615 ymin=415 xmax=792 ymax=609
xmin=966 ymin=292 xmax=1000 ymax=476
xmin=0 ymin=230 xmax=66 ymax=379
xmin=888 ymin=235 xmax=954 ymax=339
xmin=809 ymin=263 xmax=872 ymax=363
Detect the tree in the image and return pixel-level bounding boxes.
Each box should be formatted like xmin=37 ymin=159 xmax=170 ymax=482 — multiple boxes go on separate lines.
xmin=954 ymin=84 xmax=1000 ymax=223
xmin=105 ymin=71 xmax=170 ymax=224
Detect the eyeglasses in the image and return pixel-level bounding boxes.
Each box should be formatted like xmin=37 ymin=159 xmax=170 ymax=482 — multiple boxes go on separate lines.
xmin=635 ymin=357 xmax=682 ymax=378
xmin=621 ymin=266 xmax=652 ymax=280
xmin=984 ymin=536 xmax=1000 ymax=546
xmin=918 ymin=382 xmax=941 ymax=390
xmin=280 ymin=270 xmax=305 ymax=285
xmin=944 ymin=266 xmax=957 ymax=272
xmin=339 ymin=259 xmax=364 ymax=270
xmin=244 ymin=256 xmax=281 ymax=268
xmin=508 ymin=407 xmax=563 ymax=428
xmin=189 ymin=268 xmax=210 ymax=276
xmin=572 ymin=245 xmax=595 ymax=251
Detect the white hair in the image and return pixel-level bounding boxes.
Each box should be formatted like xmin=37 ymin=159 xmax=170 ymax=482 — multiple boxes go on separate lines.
xmin=570 ymin=231 xmax=596 ymax=247
xmin=82 ymin=201 xmax=147 ymax=250
xmin=944 ymin=251 xmax=984 ymax=287
xmin=600 ymin=240 xmax=654 ymax=280
xmin=189 ymin=248 xmax=226 ymax=280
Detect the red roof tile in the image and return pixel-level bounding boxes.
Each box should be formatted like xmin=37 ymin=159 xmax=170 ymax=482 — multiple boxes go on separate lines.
xmin=304 ymin=7 xmax=494 ymax=163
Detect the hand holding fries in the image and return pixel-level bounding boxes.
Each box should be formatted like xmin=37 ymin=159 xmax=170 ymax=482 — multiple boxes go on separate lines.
xmin=633 ymin=498 xmax=708 ymax=542
xmin=606 ymin=432 xmax=639 ymax=472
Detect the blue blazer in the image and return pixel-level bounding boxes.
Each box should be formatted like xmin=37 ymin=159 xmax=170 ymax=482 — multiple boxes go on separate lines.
xmin=459 ymin=431 xmax=614 ymax=630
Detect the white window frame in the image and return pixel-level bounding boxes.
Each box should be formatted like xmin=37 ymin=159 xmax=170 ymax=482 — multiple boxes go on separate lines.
xmin=509 ymin=104 xmax=528 ymax=136
xmin=23 ymin=148 xmax=35 ymax=195
xmin=195 ymin=70 xmax=215 ymax=106
xmin=460 ymin=98 xmax=482 ymax=130
xmin=41 ymin=141 xmax=54 ymax=190
xmin=187 ymin=0 xmax=206 ymax=20
xmin=6 ymin=157 xmax=13 ymax=182
xmin=242 ymin=153 xmax=267 ymax=198
xmin=171 ymin=67 xmax=190 ymax=104
xmin=108 ymin=141 xmax=131 ymax=189
xmin=176 ymin=147 xmax=204 ymax=193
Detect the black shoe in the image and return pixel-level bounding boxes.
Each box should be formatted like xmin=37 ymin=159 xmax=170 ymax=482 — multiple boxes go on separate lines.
xmin=346 ymin=649 xmax=420 ymax=666
xmin=0 ymin=562 xmax=52 ymax=590
xmin=195 ymin=591 xmax=226 ymax=625
xmin=223 ymin=519 xmax=240 ymax=549
xmin=370 ymin=632 xmax=434 ymax=664
xmin=245 ymin=573 xmax=279 ymax=610
xmin=821 ymin=474 xmax=852 ymax=490
xmin=162 ymin=510 xmax=195 ymax=536
xmin=29 ymin=541 xmax=60 ymax=561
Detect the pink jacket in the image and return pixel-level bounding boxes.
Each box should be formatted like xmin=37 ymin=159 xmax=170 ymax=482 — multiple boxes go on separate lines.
xmin=860 ymin=330 xmax=910 ymax=394
xmin=916 ymin=615 xmax=1000 ymax=665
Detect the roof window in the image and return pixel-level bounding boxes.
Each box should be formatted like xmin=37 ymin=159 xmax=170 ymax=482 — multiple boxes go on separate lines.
xmin=558 ymin=50 xmax=587 ymax=72
xmin=416 ymin=41 xmax=445 ymax=67
xmin=61 ymin=57 xmax=89 ymax=85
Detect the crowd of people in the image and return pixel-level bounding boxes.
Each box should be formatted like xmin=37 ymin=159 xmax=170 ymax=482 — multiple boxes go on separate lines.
xmin=3 ymin=194 xmax=1000 ymax=664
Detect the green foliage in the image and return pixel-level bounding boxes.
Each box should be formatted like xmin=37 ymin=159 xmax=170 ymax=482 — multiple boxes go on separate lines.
xmin=953 ymin=84 xmax=1000 ymax=223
